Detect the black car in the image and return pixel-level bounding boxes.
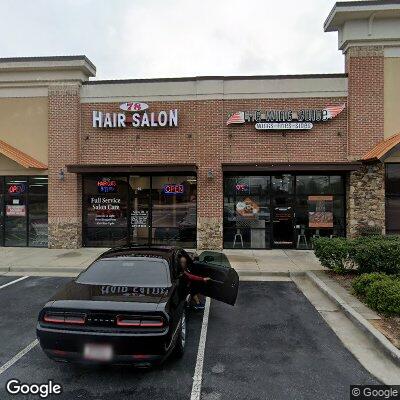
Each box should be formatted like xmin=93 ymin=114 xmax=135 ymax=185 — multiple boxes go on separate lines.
xmin=36 ymin=246 xmax=239 ymax=367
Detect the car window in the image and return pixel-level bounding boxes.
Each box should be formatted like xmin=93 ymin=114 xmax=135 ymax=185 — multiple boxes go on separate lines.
xmin=76 ymin=257 xmax=171 ymax=287
xmin=197 ymin=251 xmax=231 ymax=268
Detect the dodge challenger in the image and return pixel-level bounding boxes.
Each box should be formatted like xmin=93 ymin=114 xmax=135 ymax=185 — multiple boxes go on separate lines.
xmin=36 ymin=246 xmax=239 ymax=367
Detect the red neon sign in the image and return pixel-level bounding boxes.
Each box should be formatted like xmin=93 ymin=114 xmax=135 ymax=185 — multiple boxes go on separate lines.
xmin=8 ymin=184 xmax=26 ymax=195
xmin=235 ymin=184 xmax=249 ymax=192
xmin=162 ymin=184 xmax=184 ymax=195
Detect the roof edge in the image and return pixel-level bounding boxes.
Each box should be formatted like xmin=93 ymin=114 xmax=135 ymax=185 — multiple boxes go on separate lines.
xmin=360 ymin=132 xmax=400 ymax=162
xmin=0 ymin=55 xmax=96 ymax=72
xmin=83 ymin=73 xmax=348 ymax=86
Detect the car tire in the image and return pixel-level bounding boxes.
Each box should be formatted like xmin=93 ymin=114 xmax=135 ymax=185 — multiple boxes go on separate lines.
xmin=173 ymin=310 xmax=186 ymax=358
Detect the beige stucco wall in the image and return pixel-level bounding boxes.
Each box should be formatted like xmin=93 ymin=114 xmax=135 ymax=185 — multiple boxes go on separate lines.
xmin=384 ymin=57 xmax=400 ymax=138
xmin=0 ymin=97 xmax=48 ymax=175
xmin=0 ymin=154 xmax=47 ymax=176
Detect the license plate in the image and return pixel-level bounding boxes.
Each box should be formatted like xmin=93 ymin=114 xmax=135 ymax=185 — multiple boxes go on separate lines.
xmin=83 ymin=343 xmax=113 ymax=361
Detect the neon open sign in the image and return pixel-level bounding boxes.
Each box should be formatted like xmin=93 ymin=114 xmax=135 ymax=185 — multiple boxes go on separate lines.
xmin=162 ymin=184 xmax=185 ymax=195
xmin=8 ymin=184 xmax=26 ymax=195
xmin=235 ymin=184 xmax=249 ymax=192
xmin=97 ymin=179 xmax=117 ymax=193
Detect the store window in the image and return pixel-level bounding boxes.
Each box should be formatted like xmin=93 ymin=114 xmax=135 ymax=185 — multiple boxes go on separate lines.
xmin=83 ymin=176 xmax=129 ymax=247
xmin=294 ymin=175 xmax=345 ymax=249
xmin=386 ymin=164 xmax=400 ymax=235
xmin=223 ymin=176 xmax=271 ymax=249
xmin=0 ymin=176 xmax=48 ymax=247
xmin=82 ymin=175 xmax=197 ymax=248
xmin=223 ymin=174 xmax=345 ymax=249
xmin=152 ymin=176 xmax=197 ymax=248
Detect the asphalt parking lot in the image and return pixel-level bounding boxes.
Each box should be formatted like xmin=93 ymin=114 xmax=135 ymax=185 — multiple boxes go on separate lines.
xmin=0 ymin=276 xmax=379 ymax=400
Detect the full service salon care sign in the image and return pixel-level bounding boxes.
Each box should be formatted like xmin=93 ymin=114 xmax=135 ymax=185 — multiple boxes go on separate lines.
xmin=226 ymin=104 xmax=346 ymax=131
xmin=92 ymin=102 xmax=178 ymax=129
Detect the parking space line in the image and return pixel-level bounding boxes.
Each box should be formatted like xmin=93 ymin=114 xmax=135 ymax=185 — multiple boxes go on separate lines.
xmin=0 ymin=276 xmax=28 ymax=290
xmin=190 ymin=297 xmax=211 ymax=400
xmin=0 ymin=339 xmax=38 ymax=375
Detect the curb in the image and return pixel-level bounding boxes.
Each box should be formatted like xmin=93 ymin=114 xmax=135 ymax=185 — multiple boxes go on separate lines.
xmin=237 ymin=270 xmax=291 ymax=277
xmin=0 ymin=265 xmax=84 ymax=274
xmin=306 ymin=271 xmax=400 ymax=366
xmin=1 ymin=266 xmax=294 ymax=278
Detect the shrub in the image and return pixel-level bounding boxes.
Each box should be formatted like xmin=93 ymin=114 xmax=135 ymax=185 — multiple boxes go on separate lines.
xmin=349 ymin=236 xmax=400 ymax=274
xmin=365 ymin=278 xmax=400 ymax=315
xmin=352 ymin=273 xmax=390 ymax=296
xmin=313 ymin=237 xmax=353 ymax=273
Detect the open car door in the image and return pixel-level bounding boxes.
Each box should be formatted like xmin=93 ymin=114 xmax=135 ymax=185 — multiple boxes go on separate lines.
xmin=190 ymin=251 xmax=239 ymax=306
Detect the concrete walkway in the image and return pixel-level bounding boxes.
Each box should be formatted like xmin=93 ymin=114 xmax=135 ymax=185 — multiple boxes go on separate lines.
xmin=223 ymin=249 xmax=324 ymax=275
xmin=0 ymin=247 xmax=323 ymax=275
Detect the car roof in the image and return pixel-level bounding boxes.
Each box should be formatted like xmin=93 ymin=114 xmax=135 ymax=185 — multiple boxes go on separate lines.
xmin=97 ymin=245 xmax=182 ymax=263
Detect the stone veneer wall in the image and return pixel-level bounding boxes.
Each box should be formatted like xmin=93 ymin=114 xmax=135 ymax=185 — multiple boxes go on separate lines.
xmin=347 ymin=162 xmax=385 ymax=238
xmin=197 ymin=217 xmax=223 ymax=250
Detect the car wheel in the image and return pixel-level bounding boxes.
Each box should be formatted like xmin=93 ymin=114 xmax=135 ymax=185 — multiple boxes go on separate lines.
xmin=174 ymin=311 xmax=186 ymax=358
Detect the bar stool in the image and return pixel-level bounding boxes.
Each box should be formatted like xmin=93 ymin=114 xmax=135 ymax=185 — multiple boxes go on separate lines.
xmin=233 ymin=229 xmax=244 ymax=248
xmin=296 ymin=225 xmax=308 ymax=249
xmin=311 ymin=229 xmax=320 ymax=249
xmin=233 ymin=219 xmax=252 ymax=248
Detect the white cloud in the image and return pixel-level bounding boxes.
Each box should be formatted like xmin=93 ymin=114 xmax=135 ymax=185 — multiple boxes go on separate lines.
xmin=0 ymin=0 xmax=344 ymax=79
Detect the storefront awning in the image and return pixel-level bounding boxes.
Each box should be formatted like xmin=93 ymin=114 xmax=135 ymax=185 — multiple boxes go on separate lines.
xmin=0 ymin=140 xmax=47 ymax=169
xmin=222 ymin=162 xmax=361 ymax=173
xmin=361 ymin=133 xmax=400 ymax=163
xmin=66 ymin=164 xmax=198 ymax=174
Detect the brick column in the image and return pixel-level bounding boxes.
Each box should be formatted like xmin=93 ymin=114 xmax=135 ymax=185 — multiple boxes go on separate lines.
xmin=48 ymin=84 xmax=82 ymax=248
xmin=345 ymin=46 xmax=385 ymax=236
xmin=346 ymin=46 xmax=384 ymax=159
xmin=196 ymin=100 xmax=224 ymax=250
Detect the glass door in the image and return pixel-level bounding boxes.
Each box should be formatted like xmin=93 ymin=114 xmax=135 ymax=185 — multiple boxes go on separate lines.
xmin=271 ymin=175 xmax=294 ymax=248
xmin=5 ymin=177 xmax=28 ymax=246
xmin=272 ymin=202 xmax=294 ymax=247
xmin=129 ymin=176 xmax=151 ymax=245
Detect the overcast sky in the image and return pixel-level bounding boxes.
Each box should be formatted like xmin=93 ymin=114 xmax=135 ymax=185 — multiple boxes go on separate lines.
xmin=1 ymin=0 xmax=346 ymax=80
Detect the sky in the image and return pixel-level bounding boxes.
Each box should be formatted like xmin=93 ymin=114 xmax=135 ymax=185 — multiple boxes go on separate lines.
xmin=0 ymin=0 xmax=346 ymax=80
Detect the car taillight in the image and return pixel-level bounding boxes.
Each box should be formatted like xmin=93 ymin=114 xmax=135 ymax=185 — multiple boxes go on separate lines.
xmin=140 ymin=317 xmax=164 ymax=327
xmin=43 ymin=312 xmax=86 ymax=325
xmin=116 ymin=315 xmax=165 ymax=328
xmin=116 ymin=316 xmax=141 ymax=327
xmin=43 ymin=313 xmax=65 ymax=324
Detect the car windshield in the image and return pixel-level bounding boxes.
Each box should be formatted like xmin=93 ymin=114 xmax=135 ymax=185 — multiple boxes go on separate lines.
xmin=76 ymin=257 xmax=171 ymax=287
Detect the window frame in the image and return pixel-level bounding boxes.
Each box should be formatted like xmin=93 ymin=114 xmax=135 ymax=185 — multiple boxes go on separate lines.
xmin=385 ymin=163 xmax=400 ymax=235
xmin=82 ymin=173 xmax=197 ymax=248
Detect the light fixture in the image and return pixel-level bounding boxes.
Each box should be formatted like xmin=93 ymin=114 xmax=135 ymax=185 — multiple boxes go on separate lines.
xmin=59 ymin=169 xmax=65 ymax=181
xmin=207 ymin=170 xmax=214 ymax=180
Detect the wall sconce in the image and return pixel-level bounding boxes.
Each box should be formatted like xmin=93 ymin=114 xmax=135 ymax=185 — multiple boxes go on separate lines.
xmin=207 ymin=169 xmax=214 ymax=180
xmin=59 ymin=169 xmax=65 ymax=181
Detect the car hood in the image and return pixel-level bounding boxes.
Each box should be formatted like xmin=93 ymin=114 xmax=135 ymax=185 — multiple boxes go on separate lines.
xmin=51 ymin=280 xmax=171 ymax=305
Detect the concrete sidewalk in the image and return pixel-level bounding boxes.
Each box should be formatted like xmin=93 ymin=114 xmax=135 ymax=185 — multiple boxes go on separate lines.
xmin=224 ymin=249 xmax=324 ymax=275
xmin=0 ymin=247 xmax=324 ymax=276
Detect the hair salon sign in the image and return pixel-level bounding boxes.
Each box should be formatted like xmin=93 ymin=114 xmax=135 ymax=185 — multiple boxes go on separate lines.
xmin=92 ymin=102 xmax=178 ymax=129
xmin=227 ymin=104 xmax=345 ymax=130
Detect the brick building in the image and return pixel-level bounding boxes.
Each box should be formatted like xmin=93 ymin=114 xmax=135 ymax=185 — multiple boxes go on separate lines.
xmin=0 ymin=1 xmax=399 ymax=250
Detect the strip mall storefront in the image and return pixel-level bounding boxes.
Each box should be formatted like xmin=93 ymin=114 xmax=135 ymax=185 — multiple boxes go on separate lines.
xmin=0 ymin=1 xmax=400 ymax=250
